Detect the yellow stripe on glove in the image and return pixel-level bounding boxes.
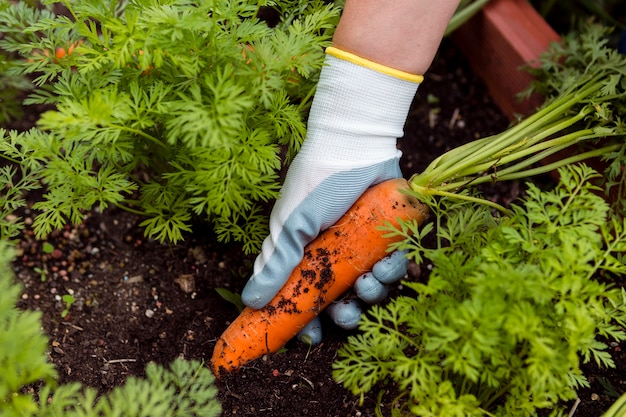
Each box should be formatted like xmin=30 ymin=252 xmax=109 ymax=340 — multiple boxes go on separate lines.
xmin=326 ymin=46 xmax=424 ymax=84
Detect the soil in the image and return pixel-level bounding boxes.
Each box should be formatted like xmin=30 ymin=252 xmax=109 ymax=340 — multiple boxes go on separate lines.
xmin=11 ymin=39 xmax=625 ymax=417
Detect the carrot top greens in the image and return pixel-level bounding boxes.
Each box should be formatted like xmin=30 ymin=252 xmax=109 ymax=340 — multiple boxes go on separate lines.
xmin=334 ymin=24 xmax=626 ymax=416
xmin=410 ymin=24 xmax=626 ymax=215
xmin=335 ymin=164 xmax=626 ymax=416
xmin=0 ymin=0 xmax=340 ymax=251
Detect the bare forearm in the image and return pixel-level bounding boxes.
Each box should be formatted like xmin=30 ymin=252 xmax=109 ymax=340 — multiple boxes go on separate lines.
xmin=332 ymin=0 xmax=461 ymax=75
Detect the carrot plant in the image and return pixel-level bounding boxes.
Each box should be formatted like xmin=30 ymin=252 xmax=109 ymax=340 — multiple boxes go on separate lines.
xmin=334 ymin=165 xmax=626 ymax=416
xmin=408 ymin=24 xmax=626 ymax=209
xmin=0 ymin=0 xmax=32 ymax=126
xmin=0 ymin=54 xmax=31 ymax=126
xmin=521 ymin=23 xmax=626 ymax=217
xmin=331 ymin=25 xmax=626 ymax=416
xmin=0 ymin=0 xmax=340 ymax=252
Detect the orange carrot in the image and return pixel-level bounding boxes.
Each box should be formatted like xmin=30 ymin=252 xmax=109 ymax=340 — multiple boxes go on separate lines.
xmin=211 ymin=178 xmax=429 ymax=376
xmin=54 ymin=47 xmax=67 ymax=60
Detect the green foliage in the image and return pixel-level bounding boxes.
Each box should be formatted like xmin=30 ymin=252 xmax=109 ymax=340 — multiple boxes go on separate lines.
xmin=0 ymin=240 xmax=221 ymax=417
xmin=333 ymin=164 xmax=626 ymax=416
xmin=411 ymin=24 xmax=626 ymax=218
xmin=60 ymin=293 xmax=75 ymax=318
xmin=0 ymin=54 xmax=32 ymax=126
xmin=33 ymin=359 xmax=222 ymax=417
xmin=0 ymin=241 xmax=58 ymax=415
xmin=523 ymin=24 xmax=626 ymax=109
xmin=215 ymin=287 xmax=244 ymax=312
xmin=522 ymin=23 xmax=626 ymax=218
xmin=445 ymin=0 xmax=490 ymax=37
xmin=0 ymin=162 xmax=41 ymax=241
xmin=0 ymin=0 xmax=32 ymax=125
xmin=0 ymin=0 xmax=340 ymax=252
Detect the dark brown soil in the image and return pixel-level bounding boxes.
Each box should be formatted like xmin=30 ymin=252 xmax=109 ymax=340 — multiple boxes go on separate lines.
xmin=12 ymin=39 xmax=625 ymax=417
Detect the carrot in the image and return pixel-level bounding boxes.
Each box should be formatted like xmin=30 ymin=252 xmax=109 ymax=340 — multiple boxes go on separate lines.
xmin=211 ymin=178 xmax=429 ymax=376
xmin=54 ymin=47 xmax=67 ymax=60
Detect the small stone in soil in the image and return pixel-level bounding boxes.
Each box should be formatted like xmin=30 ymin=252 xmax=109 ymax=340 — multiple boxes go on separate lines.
xmin=124 ymin=275 xmax=144 ymax=284
xmin=174 ymin=274 xmax=195 ymax=293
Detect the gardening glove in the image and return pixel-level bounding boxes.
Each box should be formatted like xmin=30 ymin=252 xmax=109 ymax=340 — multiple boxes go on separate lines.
xmin=298 ymin=249 xmax=410 ymax=345
xmin=241 ymin=47 xmax=421 ymax=343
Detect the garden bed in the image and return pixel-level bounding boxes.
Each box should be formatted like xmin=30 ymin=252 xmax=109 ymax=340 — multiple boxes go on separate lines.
xmin=12 ymin=39 xmax=625 ymax=417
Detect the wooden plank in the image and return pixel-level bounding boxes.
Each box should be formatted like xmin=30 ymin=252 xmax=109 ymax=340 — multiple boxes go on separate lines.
xmin=452 ymin=0 xmax=561 ymax=120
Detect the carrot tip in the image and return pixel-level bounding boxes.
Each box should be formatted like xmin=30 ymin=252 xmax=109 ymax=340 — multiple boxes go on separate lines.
xmin=55 ymin=47 xmax=67 ymax=59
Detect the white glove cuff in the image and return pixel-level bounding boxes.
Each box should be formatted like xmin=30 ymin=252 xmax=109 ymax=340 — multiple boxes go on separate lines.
xmin=301 ymin=52 xmax=420 ymax=165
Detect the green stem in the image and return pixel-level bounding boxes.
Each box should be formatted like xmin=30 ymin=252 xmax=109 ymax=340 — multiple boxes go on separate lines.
xmin=0 ymin=154 xmax=20 ymax=165
xmin=446 ymin=112 xmax=594 ymax=182
xmin=436 ymin=129 xmax=601 ymax=191
xmin=587 ymin=222 xmax=626 ymax=281
xmin=439 ymin=143 xmax=622 ymax=191
xmin=296 ymin=83 xmax=317 ymax=113
xmin=477 ymin=408 xmax=498 ymax=417
xmin=107 ymin=124 xmax=166 ymax=149
xmin=445 ymin=0 xmax=490 ymax=37
xmin=481 ymin=382 xmax=513 ymax=410
xmin=488 ymin=144 xmax=622 ymax=183
xmin=602 ymin=393 xmax=626 ymax=417
xmin=424 ymin=133 xmax=497 ymax=172
xmin=112 ymin=201 xmax=146 ymax=216
xmin=410 ymin=184 xmax=512 ymax=215
xmin=474 ymin=385 xmax=498 ymax=405
xmin=415 ymin=81 xmax=602 ymax=188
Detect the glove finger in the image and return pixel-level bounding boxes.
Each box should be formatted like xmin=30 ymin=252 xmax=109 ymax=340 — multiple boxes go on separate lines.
xmin=354 ymin=272 xmax=389 ymax=304
xmin=326 ymin=299 xmax=362 ymax=330
xmin=297 ymin=317 xmax=323 ymax=346
xmin=372 ymin=250 xmax=409 ymax=284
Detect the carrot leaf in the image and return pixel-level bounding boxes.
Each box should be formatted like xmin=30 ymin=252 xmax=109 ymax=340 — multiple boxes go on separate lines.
xmin=334 ymin=164 xmax=626 ymax=415
xmin=409 ymin=24 xmax=626 ymax=213
xmin=215 ymin=288 xmax=245 ymax=313
xmin=0 ymin=0 xmax=341 ymax=253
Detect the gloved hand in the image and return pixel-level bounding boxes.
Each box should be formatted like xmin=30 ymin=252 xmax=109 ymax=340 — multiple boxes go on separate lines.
xmin=298 ymin=249 xmax=410 ymax=345
xmin=241 ymin=46 xmax=422 ymax=344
